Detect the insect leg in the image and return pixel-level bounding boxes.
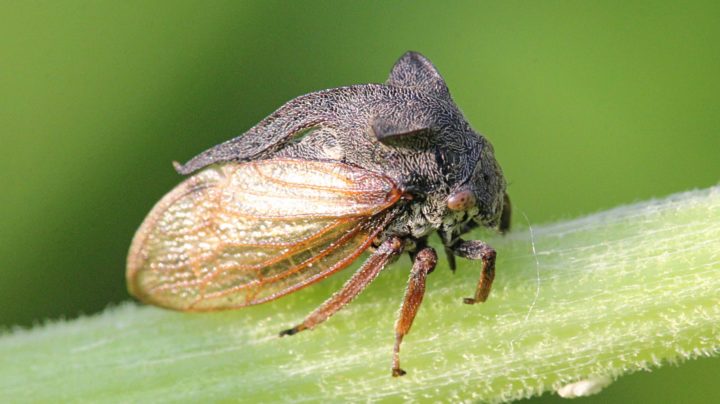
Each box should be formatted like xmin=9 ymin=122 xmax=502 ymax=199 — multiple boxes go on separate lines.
xmin=279 ymin=236 xmax=404 ymax=337
xmin=450 ymin=240 xmax=496 ymax=304
xmin=500 ymin=192 xmax=512 ymax=234
xmin=443 ymin=246 xmax=457 ymax=273
xmin=392 ymin=246 xmax=436 ymax=377
xmin=406 ymin=236 xmax=430 ymax=269
xmin=438 ymin=229 xmax=459 ymax=273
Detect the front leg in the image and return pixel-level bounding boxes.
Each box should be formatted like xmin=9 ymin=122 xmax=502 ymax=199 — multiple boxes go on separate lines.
xmin=449 ymin=240 xmax=496 ymax=304
xmin=499 ymin=192 xmax=512 ymax=234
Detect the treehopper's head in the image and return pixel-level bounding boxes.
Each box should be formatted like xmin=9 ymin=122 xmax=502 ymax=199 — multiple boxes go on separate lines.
xmin=381 ymin=51 xmax=508 ymax=231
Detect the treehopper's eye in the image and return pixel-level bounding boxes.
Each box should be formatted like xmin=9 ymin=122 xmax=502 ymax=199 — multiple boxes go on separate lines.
xmin=447 ymin=187 xmax=476 ymax=211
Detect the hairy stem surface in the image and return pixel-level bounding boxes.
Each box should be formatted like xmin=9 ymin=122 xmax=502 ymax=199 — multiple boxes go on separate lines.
xmin=2 ymin=187 xmax=719 ymax=402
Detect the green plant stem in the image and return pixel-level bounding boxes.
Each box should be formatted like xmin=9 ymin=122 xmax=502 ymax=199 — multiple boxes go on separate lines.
xmin=2 ymin=187 xmax=719 ymax=402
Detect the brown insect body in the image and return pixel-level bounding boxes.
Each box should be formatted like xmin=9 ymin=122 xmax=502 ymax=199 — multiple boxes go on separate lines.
xmin=127 ymin=52 xmax=510 ymax=376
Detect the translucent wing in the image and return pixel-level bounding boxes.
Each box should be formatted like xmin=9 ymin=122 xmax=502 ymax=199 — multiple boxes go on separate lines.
xmin=127 ymin=158 xmax=401 ymax=311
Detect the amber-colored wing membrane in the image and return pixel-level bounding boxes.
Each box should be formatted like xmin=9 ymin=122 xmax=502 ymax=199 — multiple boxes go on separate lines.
xmin=127 ymin=158 xmax=401 ymax=311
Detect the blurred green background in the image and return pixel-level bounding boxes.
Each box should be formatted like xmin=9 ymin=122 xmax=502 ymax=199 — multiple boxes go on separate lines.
xmin=1 ymin=1 xmax=718 ymax=402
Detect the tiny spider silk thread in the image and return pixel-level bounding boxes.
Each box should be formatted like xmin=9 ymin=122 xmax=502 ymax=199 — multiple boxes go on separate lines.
xmin=521 ymin=210 xmax=541 ymax=322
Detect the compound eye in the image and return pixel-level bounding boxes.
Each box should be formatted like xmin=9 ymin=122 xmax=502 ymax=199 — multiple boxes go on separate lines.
xmin=447 ymin=187 xmax=476 ymax=211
